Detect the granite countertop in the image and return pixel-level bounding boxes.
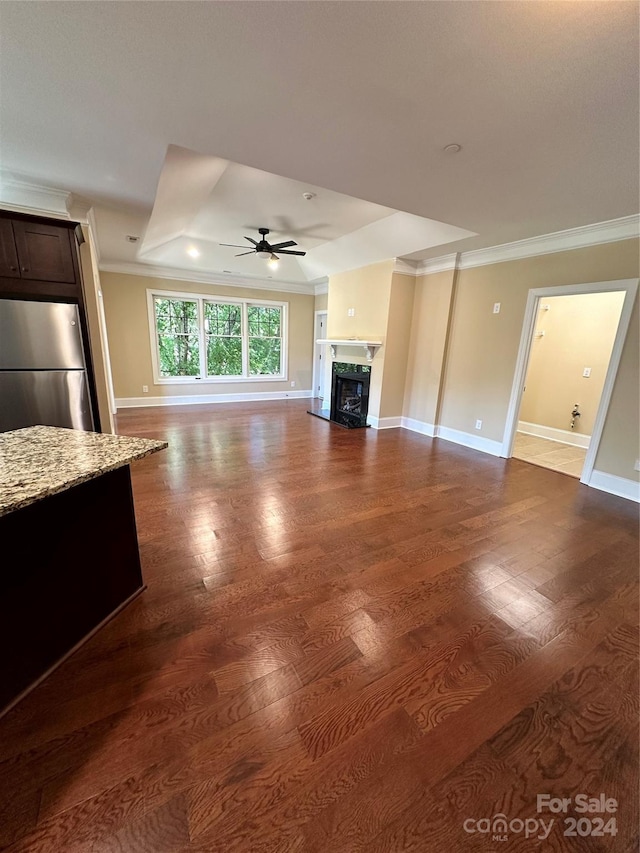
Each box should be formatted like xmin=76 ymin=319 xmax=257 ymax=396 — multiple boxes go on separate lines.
xmin=0 ymin=426 xmax=168 ymax=517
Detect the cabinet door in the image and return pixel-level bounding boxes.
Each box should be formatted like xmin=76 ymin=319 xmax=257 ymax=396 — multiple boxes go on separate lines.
xmin=12 ymin=220 xmax=76 ymax=283
xmin=0 ymin=219 xmax=20 ymax=277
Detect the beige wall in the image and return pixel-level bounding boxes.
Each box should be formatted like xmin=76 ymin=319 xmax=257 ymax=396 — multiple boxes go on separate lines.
xmin=327 ymin=260 xmax=393 ymax=419
xmin=326 ymin=260 xmax=414 ymax=420
xmin=520 ymin=291 xmax=625 ymax=435
xmin=379 ymin=273 xmax=415 ymax=418
xmin=78 ymin=231 xmax=115 ymax=433
xmin=595 ymin=292 xmax=639 ymax=480
xmin=101 ymin=272 xmax=314 ymax=400
xmin=434 ymin=238 xmax=639 ymax=480
xmin=403 ymin=268 xmax=456 ymax=426
xmin=314 ymin=292 xmax=328 ymax=312
xmin=327 ymin=260 xmax=394 ymax=340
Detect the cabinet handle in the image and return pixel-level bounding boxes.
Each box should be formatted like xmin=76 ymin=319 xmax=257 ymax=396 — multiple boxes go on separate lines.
xmin=21 ymin=267 xmax=29 ymax=273
xmin=9 ymin=266 xmax=16 ymax=271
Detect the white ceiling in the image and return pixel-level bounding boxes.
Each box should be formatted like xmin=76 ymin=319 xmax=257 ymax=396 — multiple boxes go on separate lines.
xmin=1 ymin=1 xmax=638 ymax=276
xmin=131 ymin=145 xmax=475 ymax=282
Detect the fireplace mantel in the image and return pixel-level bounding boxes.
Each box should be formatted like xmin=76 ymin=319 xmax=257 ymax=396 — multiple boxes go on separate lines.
xmin=316 ymin=339 xmax=382 ymax=362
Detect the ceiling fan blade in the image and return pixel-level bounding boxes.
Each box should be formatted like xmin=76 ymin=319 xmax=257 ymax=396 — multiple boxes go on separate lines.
xmin=244 ymin=237 xmax=258 ymax=245
xmin=220 ymin=243 xmax=251 ymax=248
xmin=234 ymin=251 xmax=256 ymax=257
xmin=268 ymin=240 xmax=296 ymax=250
xmin=277 ymin=249 xmax=306 ymax=256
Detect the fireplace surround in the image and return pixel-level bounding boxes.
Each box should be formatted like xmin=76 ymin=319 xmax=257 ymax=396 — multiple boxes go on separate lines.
xmin=330 ymin=362 xmax=371 ymax=428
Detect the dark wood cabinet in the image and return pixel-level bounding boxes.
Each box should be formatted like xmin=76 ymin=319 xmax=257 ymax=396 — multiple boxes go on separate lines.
xmin=0 ymin=211 xmax=82 ymax=300
xmin=0 ymin=219 xmax=20 ymax=278
xmin=0 ymin=465 xmax=144 ymax=714
xmin=12 ymin=219 xmax=76 ymax=283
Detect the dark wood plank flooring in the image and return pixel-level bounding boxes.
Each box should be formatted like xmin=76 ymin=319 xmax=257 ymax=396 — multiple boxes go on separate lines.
xmin=1 ymin=400 xmax=637 ymax=852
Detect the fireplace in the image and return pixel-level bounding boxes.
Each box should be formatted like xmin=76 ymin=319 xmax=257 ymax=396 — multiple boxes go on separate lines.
xmin=330 ymin=362 xmax=371 ymax=428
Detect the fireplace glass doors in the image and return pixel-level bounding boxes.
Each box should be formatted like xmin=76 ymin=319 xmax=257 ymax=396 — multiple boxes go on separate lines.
xmin=330 ymin=363 xmax=371 ymax=428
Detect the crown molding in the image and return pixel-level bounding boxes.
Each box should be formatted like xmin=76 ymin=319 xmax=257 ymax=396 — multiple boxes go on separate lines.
xmin=0 ymin=173 xmax=73 ymax=219
xmin=415 ymin=214 xmax=640 ymax=275
xmin=98 ymin=261 xmax=316 ymax=295
xmin=314 ymin=279 xmax=328 ymax=296
xmin=66 ymin=197 xmax=92 ymax=224
xmin=458 ymin=214 xmax=640 ymax=269
xmin=417 ymin=253 xmax=459 ymax=275
xmin=393 ymin=258 xmax=419 ymax=276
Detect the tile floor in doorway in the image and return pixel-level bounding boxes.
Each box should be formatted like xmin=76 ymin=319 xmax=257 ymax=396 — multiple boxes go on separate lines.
xmin=513 ymin=432 xmax=587 ymax=478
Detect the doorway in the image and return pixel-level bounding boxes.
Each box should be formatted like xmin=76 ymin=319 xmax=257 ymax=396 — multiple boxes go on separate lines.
xmin=502 ymin=279 xmax=638 ymax=486
xmin=312 ymin=310 xmax=328 ymax=401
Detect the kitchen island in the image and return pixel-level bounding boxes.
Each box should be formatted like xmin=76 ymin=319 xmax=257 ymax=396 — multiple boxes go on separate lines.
xmin=0 ymin=426 xmax=167 ymax=715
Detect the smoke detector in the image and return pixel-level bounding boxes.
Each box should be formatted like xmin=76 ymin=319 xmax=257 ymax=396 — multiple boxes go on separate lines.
xmin=302 ymin=192 xmax=316 ymax=201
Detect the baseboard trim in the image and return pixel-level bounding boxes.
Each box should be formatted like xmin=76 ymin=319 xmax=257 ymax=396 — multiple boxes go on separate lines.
xmin=369 ymin=417 xmax=503 ymax=458
xmin=401 ymin=417 xmax=437 ymax=437
xmin=399 ymin=419 xmax=502 ymax=456
xmin=368 ymin=415 xmax=403 ymax=430
xmin=115 ymin=390 xmax=313 ymax=409
xmin=518 ymin=420 xmax=590 ymax=449
xmin=587 ymin=470 xmax=640 ymax=503
xmin=435 ymin=425 xmax=504 ymax=457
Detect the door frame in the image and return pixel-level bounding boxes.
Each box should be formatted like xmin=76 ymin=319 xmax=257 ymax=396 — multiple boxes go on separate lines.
xmin=500 ymin=278 xmax=638 ymax=486
xmin=312 ymin=310 xmax=328 ymax=400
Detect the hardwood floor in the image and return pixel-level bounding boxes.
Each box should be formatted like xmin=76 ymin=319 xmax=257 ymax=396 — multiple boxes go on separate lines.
xmin=1 ymin=400 xmax=637 ymax=852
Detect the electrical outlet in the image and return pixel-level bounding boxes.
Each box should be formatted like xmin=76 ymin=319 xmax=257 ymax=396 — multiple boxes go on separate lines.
xmin=582 ymin=367 xmax=591 ymax=378
xmin=493 ymin=303 xmax=501 ymax=314
xmin=290 ymin=380 xmax=296 ymax=388
xmin=475 ymin=419 xmax=482 ymax=430
xmin=347 ymin=307 xmax=355 ymax=317
xmin=634 ymin=460 xmax=640 ymax=472
xmin=142 ymin=385 xmax=149 ymax=393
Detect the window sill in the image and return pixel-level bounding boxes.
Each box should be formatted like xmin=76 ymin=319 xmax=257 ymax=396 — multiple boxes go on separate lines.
xmin=154 ymin=375 xmax=288 ymax=385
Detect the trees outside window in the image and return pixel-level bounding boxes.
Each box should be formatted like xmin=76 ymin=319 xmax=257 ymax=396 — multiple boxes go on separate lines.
xmin=205 ymin=302 xmax=243 ymax=376
xmin=151 ymin=292 xmax=286 ymax=381
xmin=248 ymin=306 xmax=282 ymax=375
xmin=155 ymin=298 xmax=200 ymax=377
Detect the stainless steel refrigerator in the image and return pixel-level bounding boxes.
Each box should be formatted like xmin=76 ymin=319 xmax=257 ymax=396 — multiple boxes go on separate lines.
xmin=0 ymin=299 xmax=95 ymax=433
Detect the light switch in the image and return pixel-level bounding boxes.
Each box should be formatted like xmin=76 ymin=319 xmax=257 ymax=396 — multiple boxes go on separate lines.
xmin=493 ymin=303 xmax=501 ymax=314
xmin=582 ymin=367 xmax=592 ymax=378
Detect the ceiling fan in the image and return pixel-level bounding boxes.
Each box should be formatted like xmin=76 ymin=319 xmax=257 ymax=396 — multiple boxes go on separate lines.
xmin=220 ymin=227 xmax=306 ymax=262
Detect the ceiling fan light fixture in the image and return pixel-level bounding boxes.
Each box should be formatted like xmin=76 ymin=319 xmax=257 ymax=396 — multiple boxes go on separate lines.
xmin=222 ymin=228 xmax=306 ymax=262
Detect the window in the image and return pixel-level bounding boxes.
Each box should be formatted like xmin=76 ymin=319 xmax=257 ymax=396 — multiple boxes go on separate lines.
xmin=205 ymin=302 xmax=243 ymax=376
xmin=149 ymin=290 xmax=287 ymax=382
xmin=248 ymin=305 xmax=282 ymax=375
xmin=154 ymin=297 xmax=200 ymax=377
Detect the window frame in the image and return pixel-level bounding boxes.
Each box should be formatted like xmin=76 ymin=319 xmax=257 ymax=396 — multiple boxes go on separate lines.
xmin=147 ymin=288 xmax=288 ymax=384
